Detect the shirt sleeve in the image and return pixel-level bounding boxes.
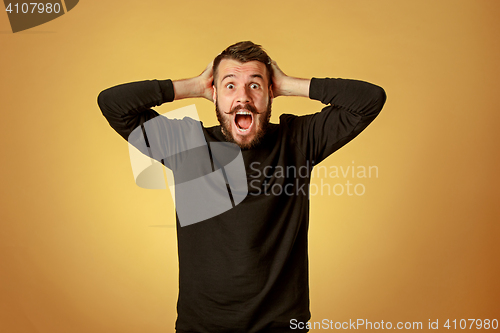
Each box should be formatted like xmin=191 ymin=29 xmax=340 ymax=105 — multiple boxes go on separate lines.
xmin=284 ymin=77 xmax=386 ymax=165
xmin=97 ymin=79 xmax=211 ymax=173
xmin=97 ymin=79 xmax=175 ymax=141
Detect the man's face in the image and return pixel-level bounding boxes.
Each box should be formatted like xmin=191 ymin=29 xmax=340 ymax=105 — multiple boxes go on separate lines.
xmin=213 ymin=59 xmax=273 ymax=149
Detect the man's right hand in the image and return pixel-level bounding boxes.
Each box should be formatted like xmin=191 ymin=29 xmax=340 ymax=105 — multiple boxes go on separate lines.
xmin=173 ymin=61 xmax=214 ymax=102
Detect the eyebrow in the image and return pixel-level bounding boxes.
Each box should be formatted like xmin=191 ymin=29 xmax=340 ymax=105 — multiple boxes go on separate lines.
xmin=221 ymin=74 xmax=235 ymax=82
xmin=250 ymin=74 xmax=265 ymax=80
xmin=221 ymin=73 xmax=265 ymax=82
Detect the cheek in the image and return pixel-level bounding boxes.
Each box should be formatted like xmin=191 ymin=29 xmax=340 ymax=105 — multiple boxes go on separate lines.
xmin=256 ymin=94 xmax=270 ymax=110
xmin=216 ymin=96 xmax=231 ymax=113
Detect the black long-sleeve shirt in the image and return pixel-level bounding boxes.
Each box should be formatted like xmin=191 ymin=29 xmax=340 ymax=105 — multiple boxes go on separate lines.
xmin=98 ymin=78 xmax=386 ymax=333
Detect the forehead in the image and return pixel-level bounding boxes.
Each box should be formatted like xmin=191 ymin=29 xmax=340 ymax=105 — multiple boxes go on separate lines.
xmin=217 ymin=59 xmax=268 ymax=83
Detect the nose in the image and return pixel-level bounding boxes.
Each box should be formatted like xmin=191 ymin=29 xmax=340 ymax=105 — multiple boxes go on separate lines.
xmin=235 ymin=85 xmax=251 ymax=104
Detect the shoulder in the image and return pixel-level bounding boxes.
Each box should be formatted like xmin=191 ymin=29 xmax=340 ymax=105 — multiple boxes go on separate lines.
xmin=278 ymin=113 xmax=300 ymax=126
xmin=278 ymin=112 xmax=316 ymax=131
xmin=204 ymin=124 xmax=225 ymax=142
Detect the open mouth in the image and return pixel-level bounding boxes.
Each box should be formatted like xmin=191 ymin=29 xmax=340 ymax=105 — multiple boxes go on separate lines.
xmin=234 ymin=110 xmax=253 ymax=132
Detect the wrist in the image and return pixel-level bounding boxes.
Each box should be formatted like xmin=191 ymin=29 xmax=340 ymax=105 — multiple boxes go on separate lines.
xmin=173 ymin=77 xmax=203 ymax=100
xmin=279 ymin=77 xmax=310 ymax=97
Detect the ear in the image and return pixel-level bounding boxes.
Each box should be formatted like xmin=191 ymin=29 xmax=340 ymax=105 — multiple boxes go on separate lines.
xmin=269 ymin=84 xmax=274 ymax=104
xmin=212 ymin=85 xmax=217 ymax=104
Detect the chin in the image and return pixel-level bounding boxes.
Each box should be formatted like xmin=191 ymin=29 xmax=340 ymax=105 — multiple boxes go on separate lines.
xmin=234 ymin=135 xmax=258 ymax=150
xmin=216 ymin=100 xmax=272 ymax=150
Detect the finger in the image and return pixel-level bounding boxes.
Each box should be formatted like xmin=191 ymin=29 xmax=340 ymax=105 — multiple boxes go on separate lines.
xmin=270 ymin=61 xmax=283 ymax=79
xmin=202 ymin=61 xmax=214 ymax=76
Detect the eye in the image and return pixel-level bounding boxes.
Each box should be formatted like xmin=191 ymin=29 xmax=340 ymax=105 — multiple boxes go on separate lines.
xmin=226 ymin=83 xmax=235 ymax=89
xmin=250 ymin=83 xmax=260 ymax=89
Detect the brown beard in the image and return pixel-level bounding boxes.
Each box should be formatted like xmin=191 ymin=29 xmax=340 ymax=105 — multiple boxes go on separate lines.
xmin=215 ymin=97 xmax=272 ymax=150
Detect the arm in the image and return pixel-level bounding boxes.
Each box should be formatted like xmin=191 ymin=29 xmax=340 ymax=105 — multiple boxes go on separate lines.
xmin=272 ymin=60 xmax=386 ymax=164
xmin=97 ymin=63 xmax=214 ymax=141
xmin=306 ymin=78 xmax=386 ymax=164
xmin=270 ymin=60 xmax=310 ymax=98
xmin=270 ymin=59 xmax=385 ymax=113
xmin=173 ymin=62 xmax=214 ymax=101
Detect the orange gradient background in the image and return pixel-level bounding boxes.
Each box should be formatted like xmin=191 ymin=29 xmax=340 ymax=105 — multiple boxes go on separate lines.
xmin=1 ymin=1 xmax=499 ymax=332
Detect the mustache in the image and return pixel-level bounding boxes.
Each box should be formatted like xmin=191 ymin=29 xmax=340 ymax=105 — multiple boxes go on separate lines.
xmin=227 ymin=104 xmax=258 ymax=115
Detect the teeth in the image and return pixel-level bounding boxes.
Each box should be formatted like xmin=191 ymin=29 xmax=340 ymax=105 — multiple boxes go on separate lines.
xmin=234 ymin=110 xmax=252 ymax=132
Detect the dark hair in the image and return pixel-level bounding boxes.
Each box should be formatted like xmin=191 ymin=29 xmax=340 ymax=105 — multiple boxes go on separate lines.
xmin=213 ymin=41 xmax=272 ymax=86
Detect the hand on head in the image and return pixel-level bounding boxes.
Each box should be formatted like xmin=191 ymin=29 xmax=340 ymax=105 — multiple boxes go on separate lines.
xmin=198 ymin=61 xmax=215 ymax=102
xmin=270 ymin=60 xmax=288 ymax=98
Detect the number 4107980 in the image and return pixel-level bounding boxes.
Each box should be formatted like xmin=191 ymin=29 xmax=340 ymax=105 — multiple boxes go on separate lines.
xmin=5 ymin=3 xmax=61 ymax=14
xmin=444 ymin=319 xmax=498 ymax=330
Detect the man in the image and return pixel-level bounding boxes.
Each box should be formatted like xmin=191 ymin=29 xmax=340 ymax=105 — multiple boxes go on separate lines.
xmin=98 ymin=41 xmax=386 ymax=333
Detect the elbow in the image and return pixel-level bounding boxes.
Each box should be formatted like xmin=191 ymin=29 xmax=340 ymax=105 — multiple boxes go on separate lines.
xmin=97 ymin=89 xmax=110 ymax=111
xmin=97 ymin=88 xmax=118 ymax=118
xmin=370 ymin=85 xmax=387 ymax=115
xmin=375 ymin=85 xmax=387 ymax=109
